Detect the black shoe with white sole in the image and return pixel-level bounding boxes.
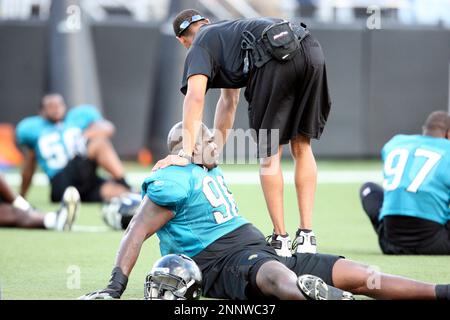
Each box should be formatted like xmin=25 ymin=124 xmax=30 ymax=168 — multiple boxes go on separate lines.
xmin=297 ymin=274 xmax=354 ymax=300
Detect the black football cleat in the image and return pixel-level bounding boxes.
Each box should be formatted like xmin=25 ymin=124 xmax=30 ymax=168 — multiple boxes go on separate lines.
xmin=297 ymin=274 xmax=354 ymax=300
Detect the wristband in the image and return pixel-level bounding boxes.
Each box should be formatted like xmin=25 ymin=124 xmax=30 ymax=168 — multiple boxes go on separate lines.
xmin=107 ymin=267 xmax=129 ymax=296
xmin=177 ymin=149 xmax=193 ymax=162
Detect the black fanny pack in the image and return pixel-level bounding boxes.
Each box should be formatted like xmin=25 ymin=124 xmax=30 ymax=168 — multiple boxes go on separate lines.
xmin=241 ymin=21 xmax=309 ymax=74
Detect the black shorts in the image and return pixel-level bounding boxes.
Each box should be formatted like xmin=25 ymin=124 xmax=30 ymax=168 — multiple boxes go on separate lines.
xmin=50 ymin=155 xmax=105 ymax=202
xmin=244 ymin=34 xmax=331 ymax=157
xmin=378 ymin=218 xmax=450 ymax=255
xmin=193 ymin=224 xmax=342 ymax=300
xmin=360 ymin=182 xmax=450 ymax=254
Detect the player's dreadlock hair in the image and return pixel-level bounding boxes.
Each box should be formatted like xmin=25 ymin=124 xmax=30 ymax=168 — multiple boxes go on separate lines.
xmin=423 ymin=110 xmax=450 ymax=137
xmin=172 ymin=9 xmax=206 ymax=37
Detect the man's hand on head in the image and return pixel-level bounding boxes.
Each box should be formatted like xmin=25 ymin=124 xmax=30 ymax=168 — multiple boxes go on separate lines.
xmin=152 ymin=155 xmax=190 ymax=172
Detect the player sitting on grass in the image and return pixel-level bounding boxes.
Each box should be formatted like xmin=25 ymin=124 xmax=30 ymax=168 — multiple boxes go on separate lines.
xmin=80 ymin=122 xmax=450 ymax=300
xmin=15 ymin=93 xmax=140 ymax=230
xmin=0 ymin=174 xmax=79 ymax=230
xmin=16 ymin=93 xmax=131 ymax=203
xmin=360 ymin=110 xmax=450 ymax=255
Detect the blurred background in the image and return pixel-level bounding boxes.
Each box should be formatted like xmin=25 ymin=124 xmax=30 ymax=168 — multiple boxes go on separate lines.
xmin=0 ymin=0 xmax=449 ymax=167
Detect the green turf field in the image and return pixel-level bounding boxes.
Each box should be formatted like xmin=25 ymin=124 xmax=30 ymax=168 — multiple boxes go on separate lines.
xmin=1 ymin=160 xmax=449 ymax=300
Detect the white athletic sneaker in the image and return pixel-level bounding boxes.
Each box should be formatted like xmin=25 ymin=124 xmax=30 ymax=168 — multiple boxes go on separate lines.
xmin=293 ymin=229 xmax=317 ymax=254
xmin=297 ymin=274 xmax=354 ymax=300
xmin=267 ymin=233 xmax=292 ymax=257
xmin=55 ymin=186 xmax=80 ymax=231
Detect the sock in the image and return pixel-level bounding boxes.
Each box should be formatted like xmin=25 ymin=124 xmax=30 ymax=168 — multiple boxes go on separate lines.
xmin=273 ymin=230 xmax=289 ymax=237
xmin=12 ymin=196 xmax=31 ymax=212
xmin=278 ymin=233 xmax=289 ymax=238
xmin=435 ymin=284 xmax=450 ymax=300
xmin=43 ymin=212 xmax=57 ymax=229
xmin=299 ymin=229 xmax=312 ymax=233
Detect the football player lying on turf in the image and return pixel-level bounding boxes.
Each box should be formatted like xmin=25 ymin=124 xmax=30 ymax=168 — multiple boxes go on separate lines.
xmin=0 ymin=174 xmax=79 ymax=230
xmin=80 ymin=122 xmax=450 ymax=300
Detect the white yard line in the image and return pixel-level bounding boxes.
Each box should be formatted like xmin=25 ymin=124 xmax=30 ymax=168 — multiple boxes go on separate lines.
xmin=71 ymin=225 xmax=110 ymax=233
xmin=2 ymin=170 xmax=382 ymax=186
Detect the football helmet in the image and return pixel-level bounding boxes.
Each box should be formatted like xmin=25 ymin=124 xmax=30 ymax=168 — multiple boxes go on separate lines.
xmin=102 ymin=193 xmax=141 ymax=230
xmin=144 ymin=254 xmax=202 ymax=300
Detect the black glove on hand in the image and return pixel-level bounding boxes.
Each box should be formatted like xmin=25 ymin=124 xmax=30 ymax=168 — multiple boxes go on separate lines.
xmin=79 ymin=267 xmax=128 ymax=300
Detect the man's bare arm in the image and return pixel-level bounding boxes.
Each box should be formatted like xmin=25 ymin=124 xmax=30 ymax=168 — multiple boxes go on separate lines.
xmin=151 ymin=74 xmax=209 ymax=172
xmin=20 ymin=149 xmax=36 ymax=198
xmin=214 ymin=88 xmax=240 ymax=151
xmin=115 ymin=196 xmax=173 ymax=276
xmin=182 ymin=74 xmax=209 ymax=155
xmin=83 ymin=120 xmax=115 ymax=140
xmin=79 ymin=196 xmax=173 ymax=299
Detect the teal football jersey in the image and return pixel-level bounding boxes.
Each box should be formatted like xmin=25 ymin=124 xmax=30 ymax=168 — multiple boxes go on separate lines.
xmin=380 ymin=134 xmax=450 ymax=225
xmin=142 ymin=164 xmax=249 ymax=257
xmin=16 ymin=105 xmax=102 ymax=178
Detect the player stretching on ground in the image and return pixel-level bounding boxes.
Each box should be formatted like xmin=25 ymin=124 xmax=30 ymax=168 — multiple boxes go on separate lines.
xmin=0 ymin=174 xmax=78 ymax=230
xmin=360 ymin=111 xmax=450 ymax=254
xmin=16 ymin=93 xmax=131 ymax=203
xmin=81 ymin=122 xmax=450 ymax=300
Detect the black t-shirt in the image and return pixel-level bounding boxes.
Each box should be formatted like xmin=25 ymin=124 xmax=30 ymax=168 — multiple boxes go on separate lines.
xmin=180 ymin=17 xmax=283 ymax=94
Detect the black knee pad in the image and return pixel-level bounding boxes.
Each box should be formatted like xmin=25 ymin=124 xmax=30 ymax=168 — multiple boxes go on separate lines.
xmin=360 ymin=182 xmax=384 ymax=220
xmin=360 ymin=182 xmax=383 ymax=200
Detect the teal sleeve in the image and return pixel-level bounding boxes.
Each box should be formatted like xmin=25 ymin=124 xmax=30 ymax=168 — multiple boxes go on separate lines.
xmin=141 ymin=173 xmax=190 ymax=212
xmin=16 ymin=118 xmax=38 ymax=148
xmin=68 ymin=105 xmax=103 ymax=130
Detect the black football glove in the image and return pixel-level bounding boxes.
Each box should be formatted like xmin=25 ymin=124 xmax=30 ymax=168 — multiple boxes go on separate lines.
xmin=79 ymin=288 xmax=120 ymax=300
xmin=78 ymin=267 xmax=128 ymax=300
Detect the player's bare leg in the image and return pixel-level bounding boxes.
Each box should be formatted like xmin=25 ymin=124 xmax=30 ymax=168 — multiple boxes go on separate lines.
xmin=259 ymin=146 xmax=285 ymax=235
xmin=87 ymin=137 xmax=127 ymax=181
xmin=290 ymin=134 xmax=318 ymax=253
xmin=0 ymin=186 xmax=79 ymax=230
xmin=0 ymin=205 xmax=45 ymax=228
xmin=256 ymin=260 xmax=307 ymax=299
xmin=332 ymin=259 xmax=438 ymax=299
xmin=87 ymin=137 xmax=131 ymax=201
xmin=290 ymin=134 xmax=316 ymax=230
xmin=99 ymin=182 xmax=130 ymax=202
xmin=0 ymin=176 xmax=16 ymax=203
xmin=256 ymin=260 xmax=352 ymax=300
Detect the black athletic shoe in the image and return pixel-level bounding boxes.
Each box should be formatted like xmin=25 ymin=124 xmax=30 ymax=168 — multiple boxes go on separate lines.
xmin=297 ymin=274 xmax=354 ymax=300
